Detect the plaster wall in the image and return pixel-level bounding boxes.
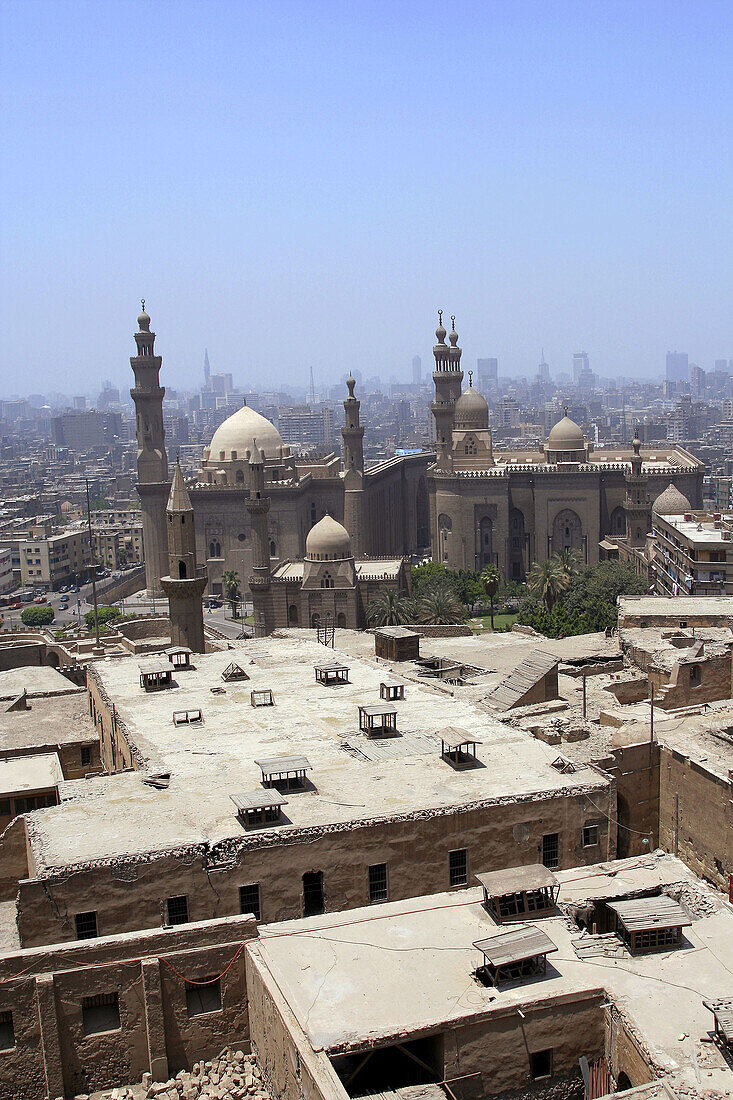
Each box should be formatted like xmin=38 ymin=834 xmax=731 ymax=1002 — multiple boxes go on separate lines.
xmin=658 ymin=747 xmax=733 ymax=889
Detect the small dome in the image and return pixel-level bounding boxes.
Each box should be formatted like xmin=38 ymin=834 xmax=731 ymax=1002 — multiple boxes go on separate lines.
xmin=138 ymin=300 xmax=151 ymax=331
xmin=208 ymin=403 xmax=283 ymax=462
xmin=548 ymin=415 xmax=585 ymax=452
xmin=305 ymin=514 xmax=352 ymax=560
xmin=435 ymin=309 xmax=446 ymax=343
xmin=60 ymin=500 xmax=73 ymax=514
xmin=454 ymin=386 xmax=489 ymax=430
xmin=652 ymin=483 xmax=692 ymax=516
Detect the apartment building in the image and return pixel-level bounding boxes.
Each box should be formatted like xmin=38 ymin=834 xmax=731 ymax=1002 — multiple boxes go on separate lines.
xmin=652 ymin=509 xmax=733 ymax=596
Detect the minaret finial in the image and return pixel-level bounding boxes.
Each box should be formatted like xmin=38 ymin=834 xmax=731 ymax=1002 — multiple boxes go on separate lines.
xmin=438 ymin=309 xmax=443 ymax=324
xmin=451 ymin=315 xmax=456 ymax=329
xmin=564 ymin=405 xmax=568 ymax=416
xmin=468 ymin=370 xmax=473 ymax=386
xmin=141 ymin=298 xmax=145 ymax=312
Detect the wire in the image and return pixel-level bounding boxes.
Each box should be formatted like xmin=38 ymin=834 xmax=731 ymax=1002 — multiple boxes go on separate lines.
xmin=583 ymin=793 xmax=654 ymax=837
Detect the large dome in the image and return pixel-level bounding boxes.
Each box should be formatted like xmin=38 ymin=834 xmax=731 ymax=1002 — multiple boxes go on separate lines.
xmin=652 ymin=483 xmax=692 ymax=516
xmin=548 ymin=415 xmax=585 ymax=451
xmin=454 ymin=385 xmax=489 ymax=430
xmin=208 ymin=403 xmax=283 ymax=462
xmin=305 ymin=514 xmax=352 ymax=560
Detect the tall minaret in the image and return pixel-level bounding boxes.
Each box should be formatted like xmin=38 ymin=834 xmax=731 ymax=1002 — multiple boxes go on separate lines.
xmin=246 ymin=442 xmax=275 ymax=638
xmin=342 ymin=373 xmax=366 ymax=556
xmin=130 ymin=301 xmax=170 ymax=596
xmin=160 ymin=462 xmax=208 ymax=652
xmin=624 ymin=425 xmax=650 ymax=547
xmin=431 ymin=311 xmax=463 ymax=468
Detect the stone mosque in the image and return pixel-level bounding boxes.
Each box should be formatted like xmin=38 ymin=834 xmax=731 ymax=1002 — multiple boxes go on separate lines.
xmin=131 ymin=306 xmax=703 ymax=635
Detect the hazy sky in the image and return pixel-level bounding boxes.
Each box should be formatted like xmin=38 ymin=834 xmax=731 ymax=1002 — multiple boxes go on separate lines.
xmin=3 ymin=0 xmax=733 ymax=397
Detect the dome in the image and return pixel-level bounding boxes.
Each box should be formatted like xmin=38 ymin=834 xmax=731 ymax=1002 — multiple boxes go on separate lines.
xmin=652 ymin=483 xmax=692 ymax=516
xmin=454 ymin=385 xmax=489 ymax=430
xmin=305 ymin=514 xmax=352 ymax=560
xmin=137 ymin=300 xmax=151 ymax=331
xmin=548 ymin=415 xmax=585 ymax=452
xmin=60 ymin=500 xmax=73 ymax=514
xmin=208 ymin=403 xmax=283 ymax=462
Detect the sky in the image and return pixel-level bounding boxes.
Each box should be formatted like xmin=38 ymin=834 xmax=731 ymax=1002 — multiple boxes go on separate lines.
xmin=2 ymin=0 xmax=733 ymax=397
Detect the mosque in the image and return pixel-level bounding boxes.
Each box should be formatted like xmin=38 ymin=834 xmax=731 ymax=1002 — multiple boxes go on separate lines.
xmin=130 ymin=307 xmax=703 ymax=633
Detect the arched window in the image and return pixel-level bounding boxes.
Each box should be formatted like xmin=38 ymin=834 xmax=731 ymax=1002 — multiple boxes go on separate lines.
xmin=321 ymin=572 xmax=334 ymax=589
xmin=269 ymin=540 xmax=277 ymax=557
xmin=209 ymin=540 xmax=221 ymax=559
xmin=610 ymin=506 xmax=626 ymax=537
xmin=178 ymin=560 xmax=187 ymax=579
xmin=311 ymin=612 xmax=321 ymax=629
xmin=478 ymin=517 xmax=493 ymax=569
xmin=553 ymin=509 xmax=583 ymax=552
xmin=236 ymin=469 xmax=245 ymax=483
xmin=288 ymin=604 xmax=299 ymax=626
xmin=337 ymin=612 xmax=346 ymax=628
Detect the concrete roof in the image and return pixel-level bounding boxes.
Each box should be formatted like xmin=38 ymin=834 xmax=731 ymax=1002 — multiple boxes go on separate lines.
xmin=619 ymin=595 xmax=733 ymax=618
xmin=0 ymin=693 xmax=96 ymax=751
xmin=26 ymin=637 xmax=610 ymax=873
xmin=253 ymin=853 xmax=731 ymax=1096
xmin=0 ymin=666 xmax=81 ymax=702
xmin=0 ymin=752 xmax=62 ymax=797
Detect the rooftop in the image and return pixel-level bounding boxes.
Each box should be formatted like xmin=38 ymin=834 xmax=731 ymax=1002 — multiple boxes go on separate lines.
xmin=0 ymin=666 xmax=82 ymax=702
xmin=253 ymin=853 xmax=732 ymax=1097
xmin=0 ymin=692 xmax=95 ymax=752
xmin=26 ymin=636 xmax=609 ymax=874
xmin=0 ymin=752 xmax=63 ymax=797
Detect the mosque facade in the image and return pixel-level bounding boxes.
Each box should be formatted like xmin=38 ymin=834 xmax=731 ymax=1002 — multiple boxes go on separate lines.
xmin=131 ymin=309 xmax=704 ymax=616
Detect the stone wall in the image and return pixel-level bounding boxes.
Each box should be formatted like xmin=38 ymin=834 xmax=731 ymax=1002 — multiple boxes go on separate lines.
xmin=0 ymin=914 xmax=256 ymax=1100
xmin=658 ymin=746 xmax=733 ymax=890
xmin=96 ymin=566 xmax=147 ymax=604
xmin=651 ymin=653 xmax=733 ymax=710
xmin=607 ymin=743 xmax=659 ymax=859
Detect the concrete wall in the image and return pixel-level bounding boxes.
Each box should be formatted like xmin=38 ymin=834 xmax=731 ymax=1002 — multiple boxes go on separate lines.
xmin=607 ymin=743 xmax=659 ymax=859
xmin=0 ymin=914 xmax=256 ymax=1100
xmin=605 ymin=1006 xmax=657 ymax=1089
xmin=96 ymin=565 xmax=147 ymax=604
xmin=17 ymin=783 xmax=616 ymax=948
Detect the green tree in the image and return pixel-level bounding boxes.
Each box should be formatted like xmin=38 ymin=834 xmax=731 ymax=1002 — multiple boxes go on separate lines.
xmin=554 ymin=548 xmax=583 ymax=581
xmin=411 ymin=561 xmax=448 ymax=594
xmin=20 ymin=605 xmax=54 ymax=627
xmin=84 ymin=606 xmax=122 ymax=630
xmin=480 ymin=563 xmax=501 ymax=630
xmin=221 ymin=570 xmax=241 ymax=618
xmin=455 ymin=569 xmax=485 ymax=610
xmin=366 ymin=589 xmax=416 ymax=627
xmin=416 ymin=580 xmax=467 ymax=625
xmin=527 ymin=558 xmax=570 ymax=612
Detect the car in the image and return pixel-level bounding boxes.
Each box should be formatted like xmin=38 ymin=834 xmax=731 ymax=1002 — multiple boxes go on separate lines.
xmin=59 ymin=586 xmax=69 ymax=593
xmin=8 ymin=601 xmax=21 ymax=610
xmin=33 ymin=595 xmax=47 ymax=604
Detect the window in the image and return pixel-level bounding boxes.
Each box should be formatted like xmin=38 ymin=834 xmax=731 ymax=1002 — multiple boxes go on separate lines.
xmin=0 ymin=1012 xmax=14 ymax=1050
xmin=75 ymin=910 xmax=98 ymax=940
xmin=320 ymin=572 xmax=334 ymax=589
xmin=0 ymin=801 xmax=10 ymax=816
xmin=303 ymin=871 xmax=324 ymax=917
xmin=582 ymin=824 xmax=599 ymax=848
xmin=82 ymin=993 xmax=120 ymax=1036
xmin=239 ymin=883 xmax=261 ymax=921
xmin=449 ymin=848 xmax=468 ymax=887
xmin=542 ymin=833 xmax=560 ymax=869
xmin=166 ymin=895 xmax=189 ymax=925
xmin=689 ymin=664 xmax=701 ymax=686
xmin=368 ymin=863 xmax=388 ymax=903
xmin=530 ymin=1049 xmax=553 ymax=1080
xmin=186 ymin=979 xmax=222 ymax=1017
xmin=81 ymin=745 xmax=92 ymax=767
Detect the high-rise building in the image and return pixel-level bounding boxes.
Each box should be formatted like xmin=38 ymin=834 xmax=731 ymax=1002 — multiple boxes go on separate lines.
xmin=537 ymin=350 xmax=550 ymax=383
xmin=204 ymin=348 xmax=211 ymax=384
xmin=690 ymin=364 xmax=706 ymax=399
xmin=666 ymin=351 xmax=689 ymax=383
xmin=412 ymin=356 xmax=422 ymax=384
xmin=572 ymin=352 xmax=589 ymax=384
xmin=476 ymin=357 xmax=497 ymax=390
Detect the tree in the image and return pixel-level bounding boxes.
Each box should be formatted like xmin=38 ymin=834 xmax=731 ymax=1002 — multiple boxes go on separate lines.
xmin=366 ymin=589 xmax=416 ymax=627
xmin=84 ymin=606 xmax=122 ymax=630
xmin=20 ymin=605 xmax=54 ymax=627
xmin=416 ymin=579 xmax=467 ymax=625
xmin=554 ymin=548 xmax=583 ymax=581
xmin=527 ymin=558 xmax=570 ymax=612
xmin=455 ymin=569 xmax=485 ymax=610
xmin=411 ymin=561 xmax=448 ymax=595
xmin=221 ymin=570 xmax=241 ymax=618
xmin=480 ymin=564 xmax=501 ymax=630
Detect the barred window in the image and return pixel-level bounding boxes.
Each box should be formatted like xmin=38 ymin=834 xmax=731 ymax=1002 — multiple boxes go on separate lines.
xmin=368 ymin=863 xmax=388 ymax=903
xmin=449 ymin=848 xmax=468 ymax=887
xmin=239 ymin=883 xmax=261 ymax=921
xmin=166 ymin=895 xmax=189 ymax=925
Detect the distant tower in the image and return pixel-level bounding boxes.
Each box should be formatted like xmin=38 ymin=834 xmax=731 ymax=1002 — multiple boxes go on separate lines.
xmin=130 ymin=302 xmax=170 ymax=597
xmin=624 ymin=426 xmax=650 ymax=547
xmin=204 ymin=348 xmax=211 ymax=385
xmin=309 ymin=366 xmax=316 ymax=405
xmin=412 ymin=355 xmax=422 ymax=384
xmin=246 ymin=442 xmax=275 ymax=638
xmin=431 ymin=311 xmax=463 ymax=468
xmin=160 ymin=462 xmax=207 ymax=652
xmin=342 ymin=374 xmax=366 ymax=556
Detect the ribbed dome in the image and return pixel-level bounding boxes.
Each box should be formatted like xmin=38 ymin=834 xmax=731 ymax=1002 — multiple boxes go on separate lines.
xmin=305 ymin=514 xmax=352 ymax=560
xmin=652 ymin=483 xmax=692 ymax=516
xmin=548 ymin=415 xmax=585 ymax=451
xmin=454 ymin=386 xmax=489 ymax=429
xmin=208 ymin=403 xmax=283 ymax=461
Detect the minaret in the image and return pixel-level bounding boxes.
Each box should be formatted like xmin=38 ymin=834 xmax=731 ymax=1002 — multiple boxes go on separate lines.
xmin=130 ymin=301 xmax=170 ymax=596
xmin=431 ymin=311 xmax=464 ymax=468
xmin=624 ymin=425 xmax=650 ymax=547
xmin=246 ymin=441 xmax=275 ymax=638
xmin=160 ymin=462 xmax=208 ymax=652
xmin=342 ymin=373 xmax=367 ymax=556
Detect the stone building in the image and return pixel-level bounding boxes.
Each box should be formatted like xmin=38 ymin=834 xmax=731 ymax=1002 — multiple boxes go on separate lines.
xmin=160 ymin=463 xmax=207 ymax=652
xmin=426 ymin=316 xmax=703 ymax=578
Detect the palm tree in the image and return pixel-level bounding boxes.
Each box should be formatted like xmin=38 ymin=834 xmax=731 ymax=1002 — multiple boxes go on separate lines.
xmin=554 ymin=548 xmax=582 ymax=582
xmin=221 ymin=569 xmax=241 ymax=620
xmin=366 ymin=589 xmax=415 ymax=627
xmin=480 ymin=564 xmax=501 ymax=630
xmin=528 ymin=558 xmax=570 ymax=612
xmin=417 ymin=580 xmax=467 ymax=625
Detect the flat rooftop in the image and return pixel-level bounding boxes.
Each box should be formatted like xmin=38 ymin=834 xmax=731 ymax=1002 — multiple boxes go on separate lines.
xmin=0 ymin=752 xmax=62 ymax=797
xmin=0 ymin=692 xmax=95 ymax=752
xmin=253 ymin=853 xmax=732 ymax=1097
xmin=25 ymin=637 xmax=609 ymax=873
xmin=619 ymin=595 xmax=733 ymax=619
xmin=0 ymin=666 xmax=81 ymax=701
xmin=656 ymin=513 xmax=733 ymax=544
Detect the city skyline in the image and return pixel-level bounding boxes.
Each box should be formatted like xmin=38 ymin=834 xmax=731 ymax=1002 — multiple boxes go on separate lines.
xmin=3 ymin=0 xmax=733 ymax=390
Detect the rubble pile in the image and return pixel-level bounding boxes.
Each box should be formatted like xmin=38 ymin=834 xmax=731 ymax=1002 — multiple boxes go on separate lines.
xmin=81 ymin=1049 xmax=273 ymax=1100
